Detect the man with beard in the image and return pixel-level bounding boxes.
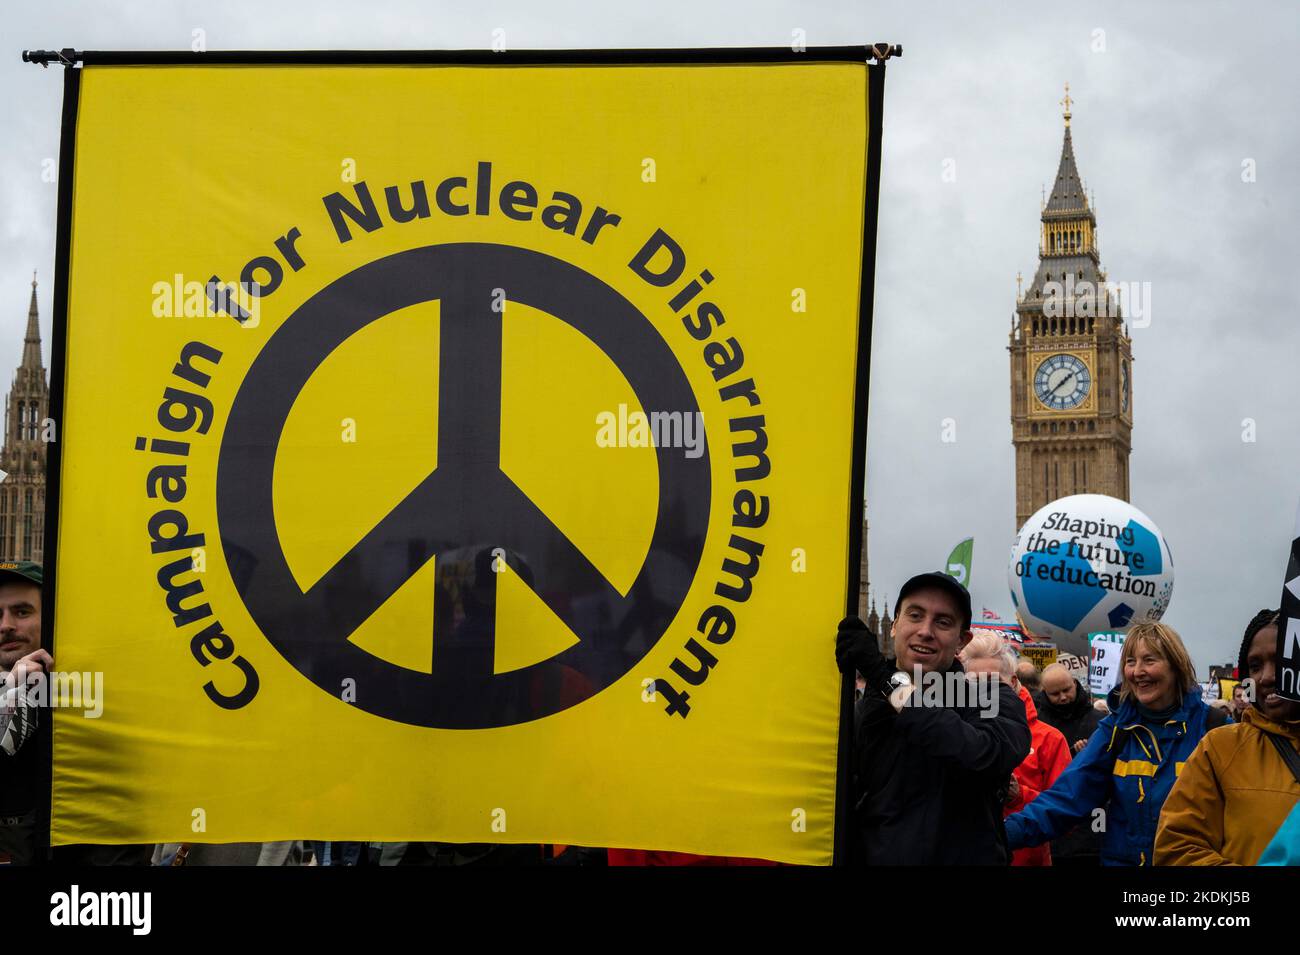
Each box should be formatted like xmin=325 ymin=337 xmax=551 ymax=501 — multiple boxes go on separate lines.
xmin=835 ymin=572 xmax=1030 ymax=864
xmin=1035 ymin=662 xmax=1104 ymax=865
xmin=0 ymin=562 xmax=50 ymax=865
xmin=0 ymin=562 xmax=150 ymax=865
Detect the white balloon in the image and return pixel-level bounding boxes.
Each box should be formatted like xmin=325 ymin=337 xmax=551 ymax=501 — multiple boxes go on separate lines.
xmin=1008 ymin=494 xmax=1175 ymax=657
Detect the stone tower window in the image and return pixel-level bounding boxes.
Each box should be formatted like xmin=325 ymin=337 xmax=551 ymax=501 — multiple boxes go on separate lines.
xmin=22 ymin=489 xmax=32 ymax=557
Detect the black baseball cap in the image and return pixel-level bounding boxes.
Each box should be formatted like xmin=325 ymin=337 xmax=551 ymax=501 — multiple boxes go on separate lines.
xmin=894 ymin=572 xmax=972 ymax=631
xmin=0 ymin=561 xmax=42 ymax=587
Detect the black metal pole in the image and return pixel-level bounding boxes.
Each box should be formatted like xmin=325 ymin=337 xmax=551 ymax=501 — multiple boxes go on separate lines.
xmin=833 ymin=57 xmax=888 ymax=868
xmin=22 ymin=44 xmax=901 ymax=67
xmin=33 ymin=61 xmax=81 ymax=866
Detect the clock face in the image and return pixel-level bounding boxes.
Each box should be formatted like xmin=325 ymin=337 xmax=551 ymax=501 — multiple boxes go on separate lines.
xmin=1121 ymin=361 xmax=1130 ymax=413
xmin=1033 ymin=353 xmax=1092 ymax=411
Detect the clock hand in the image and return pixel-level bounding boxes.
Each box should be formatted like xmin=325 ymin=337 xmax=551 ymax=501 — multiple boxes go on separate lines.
xmin=1052 ymin=372 xmax=1075 ymax=395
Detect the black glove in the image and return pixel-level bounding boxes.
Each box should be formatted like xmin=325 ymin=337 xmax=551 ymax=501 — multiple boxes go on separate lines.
xmin=835 ymin=615 xmax=895 ymax=694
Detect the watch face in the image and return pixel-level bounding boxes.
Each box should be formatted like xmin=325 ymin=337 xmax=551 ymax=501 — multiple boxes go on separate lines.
xmin=1121 ymin=361 xmax=1130 ymax=412
xmin=1033 ymin=353 xmax=1092 ymax=411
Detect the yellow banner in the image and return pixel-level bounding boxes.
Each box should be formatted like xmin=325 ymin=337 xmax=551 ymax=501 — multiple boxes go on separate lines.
xmin=52 ymin=59 xmax=873 ymax=864
xmin=1021 ymin=643 xmax=1060 ymax=671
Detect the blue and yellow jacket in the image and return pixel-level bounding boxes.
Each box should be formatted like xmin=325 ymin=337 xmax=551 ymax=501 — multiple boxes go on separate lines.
xmin=1005 ymin=684 xmax=1221 ymax=866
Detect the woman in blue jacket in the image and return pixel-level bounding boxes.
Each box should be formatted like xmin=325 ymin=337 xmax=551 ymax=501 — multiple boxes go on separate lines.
xmin=1004 ymin=621 xmax=1227 ymax=866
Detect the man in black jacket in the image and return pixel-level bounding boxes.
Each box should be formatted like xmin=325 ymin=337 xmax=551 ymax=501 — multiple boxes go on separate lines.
xmin=0 ymin=563 xmax=150 ymax=865
xmin=1036 ymin=664 xmax=1102 ymax=755
xmin=0 ymin=562 xmax=49 ymax=865
xmin=835 ymin=572 xmax=1030 ymax=865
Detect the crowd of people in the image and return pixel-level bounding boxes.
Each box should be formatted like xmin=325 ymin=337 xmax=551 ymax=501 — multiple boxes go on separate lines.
xmin=2 ymin=560 xmax=1298 ymax=866
xmin=837 ymin=571 xmax=1300 ymax=865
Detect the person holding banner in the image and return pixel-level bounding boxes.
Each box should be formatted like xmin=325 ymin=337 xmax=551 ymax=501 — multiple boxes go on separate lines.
xmin=0 ymin=650 xmax=49 ymax=865
xmin=835 ymin=572 xmax=1030 ymax=865
xmin=1154 ymin=609 xmax=1300 ymax=865
xmin=0 ymin=563 xmax=152 ymax=866
xmin=1004 ymin=622 xmax=1227 ymax=866
xmin=0 ymin=562 xmax=53 ymax=865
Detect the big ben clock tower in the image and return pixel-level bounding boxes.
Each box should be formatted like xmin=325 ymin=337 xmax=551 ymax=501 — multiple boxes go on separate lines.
xmin=1010 ymin=86 xmax=1133 ymax=531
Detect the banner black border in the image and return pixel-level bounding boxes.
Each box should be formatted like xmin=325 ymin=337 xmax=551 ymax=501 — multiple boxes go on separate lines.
xmin=832 ymin=60 xmax=885 ymax=867
xmin=36 ymin=62 xmax=81 ymax=866
xmin=61 ymin=46 xmax=884 ymax=66
xmin=39 ymin=49 xmax=885 ymax=866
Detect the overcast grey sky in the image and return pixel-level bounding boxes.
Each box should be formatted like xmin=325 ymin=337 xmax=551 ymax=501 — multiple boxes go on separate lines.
xmin=3 ymin=0 xmax=1296 ymax=673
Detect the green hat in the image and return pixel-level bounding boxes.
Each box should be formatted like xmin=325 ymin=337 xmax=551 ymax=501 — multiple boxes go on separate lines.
xmin=0 ymin=561 xmax=42 ymax=587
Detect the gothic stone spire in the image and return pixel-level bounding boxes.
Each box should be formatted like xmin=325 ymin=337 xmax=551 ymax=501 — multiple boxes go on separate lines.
xmin=1045 ymin=89 xmax=1088 ymax=215
xmin=23 ymin=274 xmax=42 ymax=373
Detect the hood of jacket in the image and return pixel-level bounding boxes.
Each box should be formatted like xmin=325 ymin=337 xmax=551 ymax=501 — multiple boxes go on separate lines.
xmin=1017 ymin=683 xmax=1039 ymax=723
xmin=1242 ymin=704 xmax=1300 ymax=740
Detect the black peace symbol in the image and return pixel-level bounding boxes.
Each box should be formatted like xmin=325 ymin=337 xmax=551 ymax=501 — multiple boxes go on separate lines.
xmin=216 ymin=243 xmax=710 ymax=728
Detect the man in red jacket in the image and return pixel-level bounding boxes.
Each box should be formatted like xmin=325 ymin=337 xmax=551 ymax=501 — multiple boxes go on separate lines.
xmin=960 ymin=632 xmax=1071 ymax=865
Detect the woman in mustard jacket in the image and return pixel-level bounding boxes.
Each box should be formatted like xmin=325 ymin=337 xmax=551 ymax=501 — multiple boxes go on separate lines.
xmin=1155 ymin=609 xmax=1300 ymax=865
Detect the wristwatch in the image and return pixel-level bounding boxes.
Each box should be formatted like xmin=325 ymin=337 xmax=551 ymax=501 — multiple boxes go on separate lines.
xmin=884 ymin=670 xmax=913 ymax=695
xmin=882 ymin=670 xmax=914 ymax=710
